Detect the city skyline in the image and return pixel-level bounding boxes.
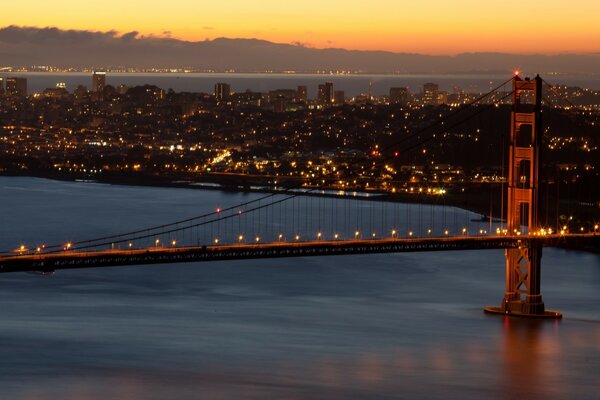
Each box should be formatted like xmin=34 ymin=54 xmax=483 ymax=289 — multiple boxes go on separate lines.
xmin=3 ymin=0 xmax=600 ymax=55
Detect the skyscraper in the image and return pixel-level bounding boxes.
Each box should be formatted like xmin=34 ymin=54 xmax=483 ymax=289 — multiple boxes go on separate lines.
xmin=318 ymin=82 xmax=334 ymax=104
xmin=92 ymin=71 xmax=106 ymax=93
xmin=5 ymin=77 xmax=27 ymax=97
xmin=214 ymin=83 xmax=231 ymax=101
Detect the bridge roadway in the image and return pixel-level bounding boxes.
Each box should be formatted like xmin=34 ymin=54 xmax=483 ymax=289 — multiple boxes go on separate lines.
xmin=0 ymin=234 xmax=597 ymax=274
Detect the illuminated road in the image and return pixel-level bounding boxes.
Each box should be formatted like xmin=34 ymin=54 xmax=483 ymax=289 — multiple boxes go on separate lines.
xmin=0 ymin=233 xmax=597 ymax=274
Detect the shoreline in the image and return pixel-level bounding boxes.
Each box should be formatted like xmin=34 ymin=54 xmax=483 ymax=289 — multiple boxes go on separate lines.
xmin=2 ymin=171 xmax=598 ymax=253
xmin=0 ymin=170 xmax=502 ymax=216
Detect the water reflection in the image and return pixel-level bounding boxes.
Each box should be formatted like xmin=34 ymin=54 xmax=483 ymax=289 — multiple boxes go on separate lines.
xmin=1 ymin=177 xmax=599 ymax=400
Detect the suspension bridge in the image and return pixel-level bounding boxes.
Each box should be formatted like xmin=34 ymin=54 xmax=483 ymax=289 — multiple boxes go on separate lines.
xmin=1 ymin=75 xmax=598 ymax=318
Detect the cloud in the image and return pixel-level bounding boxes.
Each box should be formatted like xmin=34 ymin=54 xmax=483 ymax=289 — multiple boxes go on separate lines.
xmin=0 ymin=26 xmax=597 ymax=74
xmin=120 ymin=31 xmax=139 ymax=41
xmin=0 ymin=25 xmax=117 ymax=44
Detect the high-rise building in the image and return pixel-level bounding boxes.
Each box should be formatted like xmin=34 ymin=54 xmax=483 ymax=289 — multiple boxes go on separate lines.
xmin=318 ymin=82 xmax=334 ymax=104
xmin=0 ymin=78 xmax=4 ymax=94
xmin=92 ymin=71 xmax=106 ymax=93
xmin=334 ymin=90 xmax=345 ymax=105
xmin=5 ymin=77 xmax=27 ymax=97
xmin=297 ymin=85 xmax=307 ymax=102
xmin=214 ymin=83 xmax=231 ymax=101
xmin=389 ymin=87 xmax=410 ymax=104
xmin=422 ymin=83 xmax=439 ymax=105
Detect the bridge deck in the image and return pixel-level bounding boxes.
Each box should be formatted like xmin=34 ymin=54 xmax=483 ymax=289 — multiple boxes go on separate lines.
xmin=0 ymin=234 xmax=597 ymax=274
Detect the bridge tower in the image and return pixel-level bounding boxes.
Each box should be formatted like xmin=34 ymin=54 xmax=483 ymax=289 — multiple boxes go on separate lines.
xmin=485 ymin=75 xmax=561 ymax=318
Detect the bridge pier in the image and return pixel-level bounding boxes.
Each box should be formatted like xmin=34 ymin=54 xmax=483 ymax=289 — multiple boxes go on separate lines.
xmin=485 ymin=75 xmax=560 ymax=319
xmin=485 ymin=241 xmax=560 ymax=318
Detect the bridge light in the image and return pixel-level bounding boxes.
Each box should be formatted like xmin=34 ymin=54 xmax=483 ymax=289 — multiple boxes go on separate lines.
xmin=355 ymin=231 xmax=360 ymax=238
xmin=238 ymin=235 xmax=244 ymax=242
xmin=391 ymin=229 xmax=397 ymax=237
xmin=255 ymin=236 xmax=260 ymax=243
xmin=155 ymin=239 xmax=159 ymax=247
xmin=548 ymin=229 xmax=553 ymax=234
xmin=372 ymin=233 xmax=376 ymax=238
xmin=334 ymin=233 xmax=339 ymax=240
xmin=444 ymin=230 xmax=449 ymax=235
xmin=580 ymin=227 xmax=585 ymax=232
xmin=216 ymin=208 xmax=221 ymax=213
xmin=408 ymin=231 xmax=413 ymax=237
xmin=66 ymin=242 xmax=72 ymax=249
xmin=214 ymin=238 xmax=219 ymax=244
xmin=595 ymin=225 xmax=599 ymax=232
xmin=278 ymin=234 xmax=283 ymax=241
xmin=462 ymin=228 xmax=467 ymax=234
xmin=19 ymin=244 xmax=25 ymax=252
xmin=172 ymin=240 xmax=177 ymax=246
xmin=295 ymin=235 xmax=300 ymax=241
xmin=128 ymin=242 xmax=133 ymax=248
xmin=317 ymin=232 xmax=322 ymax=239
xmin=36 ymin=247 xmax=41 ymax=252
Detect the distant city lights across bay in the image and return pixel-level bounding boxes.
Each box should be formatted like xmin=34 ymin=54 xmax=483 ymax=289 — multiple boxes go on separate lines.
xmin=2 ymin=0 xmax=600 ymax=54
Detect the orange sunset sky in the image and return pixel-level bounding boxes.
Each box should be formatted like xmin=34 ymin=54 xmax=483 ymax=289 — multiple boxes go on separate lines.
xmin=3 ymin=0 xmax=600 ymax=54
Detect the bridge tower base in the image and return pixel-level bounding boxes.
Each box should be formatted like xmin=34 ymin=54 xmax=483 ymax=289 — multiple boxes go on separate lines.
xmin=484 ymin=75 xmax=561 ymax=319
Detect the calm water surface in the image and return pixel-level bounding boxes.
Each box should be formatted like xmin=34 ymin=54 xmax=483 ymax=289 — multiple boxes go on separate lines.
xmin=0 ymin=177 xmax=599 ymax=399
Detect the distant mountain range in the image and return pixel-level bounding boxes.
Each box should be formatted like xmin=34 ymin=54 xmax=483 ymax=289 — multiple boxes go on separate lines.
xmin=1 ymin=26 xmax=599 ymax=74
